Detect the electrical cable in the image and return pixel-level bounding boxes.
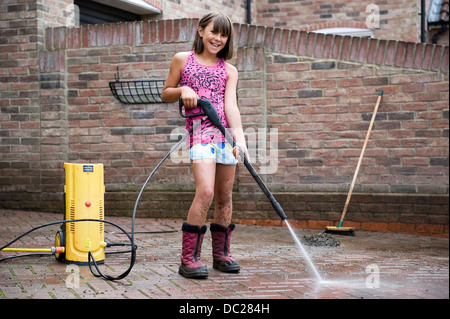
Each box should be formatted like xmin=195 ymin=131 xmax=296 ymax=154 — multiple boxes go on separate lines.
xmin=0 ymin=118 xmax=205 ymax=281
xmin=0 ymin=253 xmax=54 ymax=262
xmin=0 ymin=218 xmax=131 ymax=263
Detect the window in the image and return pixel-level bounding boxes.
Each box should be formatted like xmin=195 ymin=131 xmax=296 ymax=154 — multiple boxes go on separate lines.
xmin=75 ymin=0 xmax=161 ymax=25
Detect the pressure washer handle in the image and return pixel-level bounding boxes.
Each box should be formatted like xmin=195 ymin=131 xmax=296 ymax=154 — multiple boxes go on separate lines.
xmin=178 ymin=99 xmax=206 ymax=119
xmin=179 ymin=99 xmax=232 ymax=142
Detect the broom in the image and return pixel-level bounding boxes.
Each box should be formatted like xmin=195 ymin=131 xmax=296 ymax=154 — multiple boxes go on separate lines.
xmin=325 ymin=90 xmax=383 ymax=236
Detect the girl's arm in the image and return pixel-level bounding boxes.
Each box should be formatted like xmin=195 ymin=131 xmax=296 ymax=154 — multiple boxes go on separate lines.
xmin=161 ymin=52 xmax=198 ymax=108
xmin=224 ymin=63 xmax=250 ymax=162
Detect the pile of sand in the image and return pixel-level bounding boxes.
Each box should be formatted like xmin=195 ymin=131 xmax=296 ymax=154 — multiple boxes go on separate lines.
xmin=301 ymin=232 xmax=341 ymax=247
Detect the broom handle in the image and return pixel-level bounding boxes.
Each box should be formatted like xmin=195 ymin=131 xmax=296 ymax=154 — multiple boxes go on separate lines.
xmin=339 ymin=91 xmax=383 ymax=226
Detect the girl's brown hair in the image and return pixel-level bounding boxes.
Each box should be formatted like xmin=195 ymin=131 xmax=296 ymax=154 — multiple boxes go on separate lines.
xmin=192 ymin=13 xmax=234 ymax=61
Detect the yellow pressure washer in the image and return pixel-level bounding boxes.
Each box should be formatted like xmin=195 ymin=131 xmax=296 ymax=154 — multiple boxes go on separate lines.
xmin=56 ymin=163 xmax=106 ymax=265
xmin=1 ymin=162 xmax=139 ymax=281
xmin=1 ymin=163 xmax=106 ymax=265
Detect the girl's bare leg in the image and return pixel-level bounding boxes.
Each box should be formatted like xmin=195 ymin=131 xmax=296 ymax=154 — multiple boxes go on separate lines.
xmin=213 ymin=163 xmax=236 ymax=226
xmin=186 ymin=159 xmax=216 ymax=226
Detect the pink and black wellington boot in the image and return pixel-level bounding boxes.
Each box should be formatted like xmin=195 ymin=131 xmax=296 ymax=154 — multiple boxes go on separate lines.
xmin=179 ymin=222 xmax=209 ymax=279
xmin=210 ymin=222 xmax=240 ymax=273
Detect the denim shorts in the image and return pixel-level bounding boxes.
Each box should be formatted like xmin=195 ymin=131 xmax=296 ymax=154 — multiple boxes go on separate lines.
xmin=189 ymin=142 xmax=238 ymax=165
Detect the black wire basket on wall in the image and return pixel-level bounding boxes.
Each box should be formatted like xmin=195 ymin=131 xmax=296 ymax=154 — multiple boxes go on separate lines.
xmin=109 ymin=67 xmax=165 ymax=104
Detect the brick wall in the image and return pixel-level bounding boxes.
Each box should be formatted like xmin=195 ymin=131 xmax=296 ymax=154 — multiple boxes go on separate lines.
xmin=0 ymin=5 xmax=448 ymax=236
xmin=1 ymin=0 xmax=43 ymax=209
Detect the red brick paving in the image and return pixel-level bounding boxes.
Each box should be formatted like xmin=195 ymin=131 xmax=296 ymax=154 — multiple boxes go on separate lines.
xmin=1 ymin=209 xmax=448 ymax=300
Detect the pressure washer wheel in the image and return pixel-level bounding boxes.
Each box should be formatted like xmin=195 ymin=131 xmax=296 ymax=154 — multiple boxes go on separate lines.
xmin=54 ymin=230 xmax=65 ymax=262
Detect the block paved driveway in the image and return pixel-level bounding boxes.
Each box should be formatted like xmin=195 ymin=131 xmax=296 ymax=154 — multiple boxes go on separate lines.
xmin=0 ymin=209 xmax=448 ymax=300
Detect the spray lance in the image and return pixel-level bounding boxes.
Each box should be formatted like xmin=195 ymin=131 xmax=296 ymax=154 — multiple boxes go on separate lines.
xmin=180 ymin=100 xmax=328 ymax=282
xmin=179 ymin=98 xmax=287 ymax=221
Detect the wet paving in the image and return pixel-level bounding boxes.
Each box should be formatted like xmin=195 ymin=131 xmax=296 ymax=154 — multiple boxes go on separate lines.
xmin=1 ymin=209 xmax=448 ymax=300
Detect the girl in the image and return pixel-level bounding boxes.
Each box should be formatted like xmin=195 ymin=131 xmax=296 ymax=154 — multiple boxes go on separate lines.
xmin=162 ymin=12 xmax=249 ymax=278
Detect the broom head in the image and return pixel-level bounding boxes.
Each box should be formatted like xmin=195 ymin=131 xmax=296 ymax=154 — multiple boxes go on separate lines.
xmin=325 ymin=225 xmax=355 ymax=236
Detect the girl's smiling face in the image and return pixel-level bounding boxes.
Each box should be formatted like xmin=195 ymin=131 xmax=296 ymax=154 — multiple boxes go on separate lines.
xmin=192 ymin=13 xmax=234 ymax=60
xmin=198 ymin=21 xmax=229 ymax=57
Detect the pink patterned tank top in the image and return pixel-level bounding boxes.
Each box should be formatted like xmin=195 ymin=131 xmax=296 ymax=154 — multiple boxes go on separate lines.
xmin=179 ymin=51 xmax=229 ymax=147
